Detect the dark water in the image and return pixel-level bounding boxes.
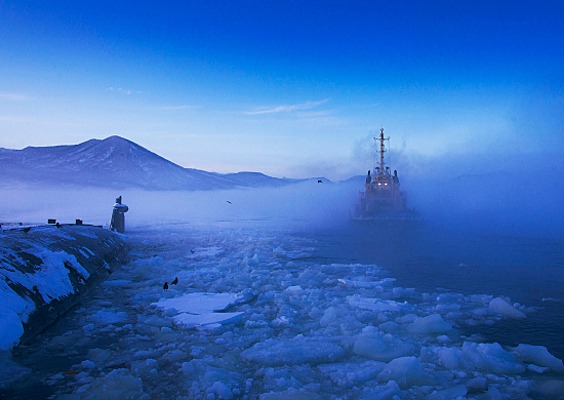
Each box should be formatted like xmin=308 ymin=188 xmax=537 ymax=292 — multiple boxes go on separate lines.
xmin=306 ymin=221 xmax=564 ymax=359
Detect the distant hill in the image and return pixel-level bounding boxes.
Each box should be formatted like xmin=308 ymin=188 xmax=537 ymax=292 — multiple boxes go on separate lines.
xmin=0 ymin=136 xmax=292 ymax=190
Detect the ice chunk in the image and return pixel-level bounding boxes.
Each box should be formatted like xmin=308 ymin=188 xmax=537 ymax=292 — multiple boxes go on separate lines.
xmin=488 ymin=297 xmax=526 ymax=319
xmin=465 ymin=376 xmax=487 ymax=393
xmin=181 ymin=361 xmax=244 ymax=399
xmin=513 ymin=344 xmax=564 ymax=372
xmin=173 ymin=311 xmax=244 ymax=328
xmin=347 ymin=295 xmax=403 ymax=313
xmin=541 ymin=297 xmax=561 ymax=303
xmin=241 ymin=335 xmax=345 ymax=366
xmin=87 ymin=348 xmax=112 ymax=363
xmin=436 ymin=347 xmax=468 ymax=370
xmin=319 ymin=306 xmax=337 ymax=327
xmin=528 ymin=364 xmax=550 ymax=373
xmin=74 ymin=368 xmax=147 ymax=399
xmin=153 ymin=292 xmax=246 ymax=329
xmin=408 ymin=314 xmax=452 ymax=334
xmin=395 ymin=313 xmax=417 ymax=324
xmin=353 ymin=326 xmax=414 ymax=361
xmin=317 ymin=360 xmax=386 ymax=388
xmin=89 ymin=310 xmax=128 ymax=325
xmin=426 ymin=384 xmax=468 ymax=400
xmin=130 ymin=358 xmax=158 ymax=379
xmin=153 ymin=292 xmax=241 ymax=314
xmin=80 ymin=360 xmax=96 ymax=369
xmin=338 ymin=277 xmax=394 ymax=289
xmin=210 ymin=381 xmax=233 ymax=399
xmin=376 ymin=356 xmax=436 ymax=388
xmin=260 ymin=391 xmax=324 ymax=400
xmin=284 ymin=285 xmax=303 ymax=294
xmin=358 ymin=381 xmax=401 ymax=400
xmin=241 ymin=253 xmax=260 ymax=268
xmin=482 ymin=386 xmax=502 ymax=399
xmin=462 ymin=342 xmax=525 ymax=374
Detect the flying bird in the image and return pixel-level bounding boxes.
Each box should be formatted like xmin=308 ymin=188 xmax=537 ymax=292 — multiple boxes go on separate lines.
xmin=226 ymin=201 xmax=232 ymax=204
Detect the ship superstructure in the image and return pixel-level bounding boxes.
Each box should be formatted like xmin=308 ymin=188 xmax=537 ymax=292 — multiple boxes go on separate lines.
xmin=354 ymin=128 xmax=416 ymax=220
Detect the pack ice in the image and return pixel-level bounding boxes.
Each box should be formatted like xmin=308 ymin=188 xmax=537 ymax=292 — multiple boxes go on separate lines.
xmin=1 ymin=225 xmax=563 ymax=400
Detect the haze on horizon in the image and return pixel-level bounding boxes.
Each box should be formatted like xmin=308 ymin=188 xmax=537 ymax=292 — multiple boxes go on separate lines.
xmin=0 ymin=1 xmax=563 ymax=180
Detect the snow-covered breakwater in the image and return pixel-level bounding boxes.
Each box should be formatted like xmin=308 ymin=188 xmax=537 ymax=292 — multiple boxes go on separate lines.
xmin=0 ymin=224 xmax=129 ymax=350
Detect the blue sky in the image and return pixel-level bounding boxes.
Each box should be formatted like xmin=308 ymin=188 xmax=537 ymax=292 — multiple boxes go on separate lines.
xmin=1 ymin=1 xmax=562 ymax=179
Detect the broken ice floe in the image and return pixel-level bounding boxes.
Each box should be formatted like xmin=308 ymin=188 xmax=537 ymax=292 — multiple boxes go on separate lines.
xmin=347 ymin=295 xmax=403 ymax=313
xmin=4 ymin=226 xmax=564 ymax=400
xmin=514 ymin=343 xmax=564 ymax=372
xmin=408 ymin=314 xmax=453 ymax=334
xmin=488 ymin=296 xmax=527 ymax=319
xmin=338 ymin=277 xmax=395 ymax=289
xmin=152 ymin=291 xmax=247 ymax=328
xmin=241 ymin=335 xmax=346 ymax=366
xmin=353 ymin=325 xmax=415 ymax=361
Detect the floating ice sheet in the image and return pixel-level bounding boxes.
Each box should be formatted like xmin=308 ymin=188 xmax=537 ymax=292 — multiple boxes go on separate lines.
xmin=153 ymin=292 xmax=241 ymax=314
xmin=173 ymin=312 xmax=244 ymax=328
xmin=241 ymin=335 xmax=346 ymax=366
xmin=153 ymin=292 xmax=245 ymax=328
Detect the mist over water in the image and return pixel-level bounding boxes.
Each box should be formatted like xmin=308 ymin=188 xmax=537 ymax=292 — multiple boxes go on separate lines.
xmin=0 ymin=181 xmax=361 ymax=234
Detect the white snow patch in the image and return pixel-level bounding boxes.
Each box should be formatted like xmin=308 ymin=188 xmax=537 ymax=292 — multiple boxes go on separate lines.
xmin=153 ymin=292 xmax=241 ymax=314
xmin=153 ymin=292 xmax=245 ymax=328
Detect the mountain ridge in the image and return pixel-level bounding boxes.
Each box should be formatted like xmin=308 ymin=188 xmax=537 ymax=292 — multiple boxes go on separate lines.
xmin=0 ymin=136 xmax=297 ymax=190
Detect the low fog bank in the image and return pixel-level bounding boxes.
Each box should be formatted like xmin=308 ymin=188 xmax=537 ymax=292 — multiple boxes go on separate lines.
xmin=1 ymin=163 xmax=562 ymax=239
xmin=0 ymin=181 xmax=359 ymax=232
xmin=402 ymin=156 xmax=564 ymax=239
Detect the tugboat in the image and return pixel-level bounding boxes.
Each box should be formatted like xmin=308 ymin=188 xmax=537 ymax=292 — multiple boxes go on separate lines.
xmin=353 ymin=128 xmax=418 ymax=222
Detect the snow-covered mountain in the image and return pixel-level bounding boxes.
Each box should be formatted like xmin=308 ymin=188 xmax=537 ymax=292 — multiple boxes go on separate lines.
xmin=0 ymin=136 xmax=291 ymax=190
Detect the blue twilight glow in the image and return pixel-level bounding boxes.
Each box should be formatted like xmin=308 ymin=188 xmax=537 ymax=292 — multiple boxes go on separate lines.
xmin=0 ymin=1 xmax=562 ymax=179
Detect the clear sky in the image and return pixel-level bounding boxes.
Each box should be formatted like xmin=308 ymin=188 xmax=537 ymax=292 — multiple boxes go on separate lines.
xmin=1 ymin=1 xmax=562 ymax=179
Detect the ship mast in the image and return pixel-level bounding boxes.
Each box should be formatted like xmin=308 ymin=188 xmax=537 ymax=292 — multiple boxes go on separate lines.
xmin=376 ymin=128 xmax=388 ymax=173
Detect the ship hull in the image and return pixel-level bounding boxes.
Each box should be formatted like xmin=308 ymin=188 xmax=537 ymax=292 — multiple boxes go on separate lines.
xmin=351 ymin=204 xmax=420 ymax=223
xmin=352 ymin=192 xmax=420 ymax=223
xmin=351 ymin=209 xmax=420 ymax=223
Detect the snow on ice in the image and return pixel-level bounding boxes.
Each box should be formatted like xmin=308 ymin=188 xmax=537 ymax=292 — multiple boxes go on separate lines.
xmin=1 ymin=220 xmax=564 ymax=399
xmin=153 ymin=292 xmax=246 ymax=328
